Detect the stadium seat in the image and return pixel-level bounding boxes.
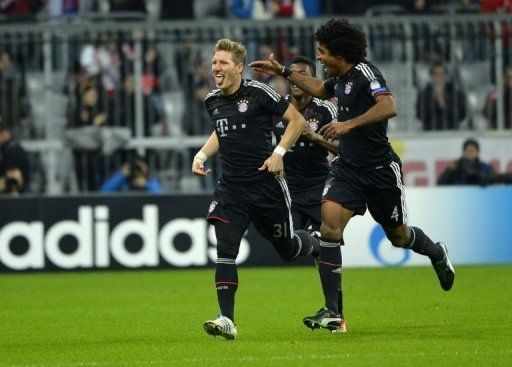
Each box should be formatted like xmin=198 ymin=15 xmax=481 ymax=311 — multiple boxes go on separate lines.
xmin=458 ymin=62 xmax=492 ymax=90
xmin=413 ymin=63 xmax=431 ymax=90
xmin=466 ymin=87 xmax=493 ymax=130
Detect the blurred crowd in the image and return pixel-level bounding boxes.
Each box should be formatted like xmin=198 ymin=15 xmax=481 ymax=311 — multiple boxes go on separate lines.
xmin=0 ymin=0 xmax=510 ymax=20
xmin=0 ymin=0 xmax=511 ymax=195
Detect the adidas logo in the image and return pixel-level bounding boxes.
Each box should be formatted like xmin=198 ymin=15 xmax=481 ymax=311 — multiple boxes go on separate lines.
xmin=213 ymin=108 xmax=219 ymax=115
xmin=276 ymin=121 xmax=284 ymax=128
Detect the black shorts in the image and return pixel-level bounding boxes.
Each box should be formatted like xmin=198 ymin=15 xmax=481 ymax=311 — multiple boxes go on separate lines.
xmin=207 ymin=174 xmax=294 ymax=243
xmin=290 ymin=183 xmax=323 ymax=231
xmin=323 ymin=160 xmax=407 ymax=228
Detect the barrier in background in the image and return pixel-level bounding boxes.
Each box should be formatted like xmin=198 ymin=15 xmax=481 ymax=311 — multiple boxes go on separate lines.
xmin=1 ymin=13 xmax=511 ymax=194
xmin=1 ymin=187 xmax=511 ymax=272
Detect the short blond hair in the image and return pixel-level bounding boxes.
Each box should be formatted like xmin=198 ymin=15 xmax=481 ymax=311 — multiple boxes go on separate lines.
xmin=214 ymin=39 xmax=247 ymax=66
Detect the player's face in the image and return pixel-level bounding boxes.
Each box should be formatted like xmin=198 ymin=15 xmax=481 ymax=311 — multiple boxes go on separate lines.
xmin=289 ymin=63 xmax=312 ymax=97
xmin=212 ymin=51 xmax=243 ymax=94
xmin=316 ymin=43 xmax=341 ymax=77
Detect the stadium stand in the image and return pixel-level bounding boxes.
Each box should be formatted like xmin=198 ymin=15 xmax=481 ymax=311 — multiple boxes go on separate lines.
xmin=0 ymin=1 xmax=510 ymax=193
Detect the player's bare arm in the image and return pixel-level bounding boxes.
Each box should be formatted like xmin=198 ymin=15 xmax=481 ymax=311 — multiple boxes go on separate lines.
xmin=301 ymin=128 xmax=339 ymax=154
xmin=259 ymin=104 xmax=308 ymax=177
xmin=192 ymin=131 xmax=219 ymax=176
xmin=249 ymin=53 xmax=332 ymax=100
xmin=319 ymin=94 xmax=397 ymax=140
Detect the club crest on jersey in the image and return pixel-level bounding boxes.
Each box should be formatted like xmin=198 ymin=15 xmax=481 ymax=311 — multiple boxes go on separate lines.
xmin=208 ymin=200 xmax=218 ymax=213
xmin=308 ymin=118 xmax=319 ymax=132
xmin=344 ymin=82 xmax=353 ymax=95
xmin=322 ymin=184 xmax=331 ymax=197
xmin=237 ymin=99 xmax=249 ymax=113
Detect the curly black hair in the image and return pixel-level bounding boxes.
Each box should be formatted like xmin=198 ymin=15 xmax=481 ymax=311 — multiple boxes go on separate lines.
xmin=315 ymin=18 xmax=367 ymax=64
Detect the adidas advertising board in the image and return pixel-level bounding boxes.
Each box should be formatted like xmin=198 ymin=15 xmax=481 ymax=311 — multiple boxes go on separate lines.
xmin=0 ymin=195 xmax=308 ymax=272
xmin=1 ymin=188 xmax=511 ymax=272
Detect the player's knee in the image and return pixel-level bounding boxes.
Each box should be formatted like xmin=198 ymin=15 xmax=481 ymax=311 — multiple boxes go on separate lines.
xmin=216 ymin=240 xmax=239 ymax=259
xmin=214 ymin=222 xmax=243 ymax=259
xmin=386 ymin=232 xmax=409 ymax=248
xmin=320 ymin=222 xmax=342 ymax=240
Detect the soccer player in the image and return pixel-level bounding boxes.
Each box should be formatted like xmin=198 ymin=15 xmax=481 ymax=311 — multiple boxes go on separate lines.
xmin=250 ymin=18 xmax=455 ymax=333
xmin=193 ymin=39 xmax=319 ymax=340
xmin=274 ymin=55 xmax=338 ymax=233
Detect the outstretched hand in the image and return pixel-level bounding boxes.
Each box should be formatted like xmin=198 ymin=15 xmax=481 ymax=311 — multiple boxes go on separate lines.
xmin=249 ymin=53 xmax=284 ymax=77
xmin=258 ymin=153 xmax=284 ymax=179
xmin=318 ymin=121 xmax=354 ymax=140
xmin=192 ymin=158 xmax=212 ymax=176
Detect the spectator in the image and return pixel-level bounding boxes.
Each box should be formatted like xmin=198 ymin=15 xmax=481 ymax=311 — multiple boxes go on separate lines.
xmin=327 ymin=0 xmax=380 ymax=15
xmin=481 ymin=0 xmax=512 ymax=13
xmin=0 ymin=51 xmax=29 ymax=136
xmin=120 ymin=37 xmax=166 ymax=136
xmin=251 ymin=44 xmax=286 ymax=95
xmin=0 ymin=0 xmax=45 ymax=18
xmin=108 ymin=0 xmax=146 ymax=12
xmin=481 ymin=0 xmax=511 ymax=80
xmin=80 ymin=36 xmax=121 ymax=96
xmin=416 ymin=62 xmax=467 ymax=130
xmin=230 ymin=0 xmax=273 ymax=19
xmin=0 ymin=120 xmax=30 ymax=195
xmin=301 ymin=0 xmax=322 ymax=17
xmin=48 ymin=0 xmax=81 ymax=16
xmin=121 ymin=73 xmax=165 ymax=137
xmin=67 ymin=80 xmax=109 ymax=191
xmin=191 ymin=59 xmax=216 ymax=135
xmin=100 ymin=156 xmax=162 ymax=193
xmin=161 ymin=1 xmax=194 ymax=19
xmin=268 ymin=0 xmax=305 ymax=18
xmin=438 ymin=138 xmax=494 ymax=185
xmin=194 ymin=0 xmax=225 ymax=18
xmin=483 ymin=66 xmax=512 ymax=129
xmin=399 ymin=0 xmax=437 ymax=13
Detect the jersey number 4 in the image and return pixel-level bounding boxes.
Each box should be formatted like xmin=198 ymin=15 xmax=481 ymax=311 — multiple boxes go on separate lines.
xmin=391 ymin=206 xmax=399 ymax=222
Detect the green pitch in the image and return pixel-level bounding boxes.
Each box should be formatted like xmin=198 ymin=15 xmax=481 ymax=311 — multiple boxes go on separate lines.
xmin=1 ymin=265 xmax=511 ymax=367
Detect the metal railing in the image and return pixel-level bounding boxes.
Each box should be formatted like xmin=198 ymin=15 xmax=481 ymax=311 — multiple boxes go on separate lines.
xmin=0 ymin=13 xmax=510 ymax=193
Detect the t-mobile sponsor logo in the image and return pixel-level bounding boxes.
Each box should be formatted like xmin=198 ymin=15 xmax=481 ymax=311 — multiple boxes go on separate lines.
xmin=0 ymin=205 xmax=250 ymax=270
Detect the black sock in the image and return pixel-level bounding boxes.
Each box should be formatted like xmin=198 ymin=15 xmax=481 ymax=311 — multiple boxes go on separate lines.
xmin=318 ymin=238 xmax=343 ymax=317
xmin=407 ymin=226 xmax=444 ymax=262
xmin=215 ymin=258 xmax=238 ymax=322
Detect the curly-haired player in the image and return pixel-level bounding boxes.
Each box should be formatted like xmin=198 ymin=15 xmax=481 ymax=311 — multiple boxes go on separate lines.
xmin=250 ymin=18 xmax=455 ymax=333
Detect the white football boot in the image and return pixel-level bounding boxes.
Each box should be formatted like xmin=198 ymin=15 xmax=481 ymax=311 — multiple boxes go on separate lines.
xmin=203 ymin=315 xmax=238 ymax=340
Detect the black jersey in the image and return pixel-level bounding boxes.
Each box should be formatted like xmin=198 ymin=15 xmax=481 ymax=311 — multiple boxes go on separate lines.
xmin=274 ymin=96 xmax=337 ymax=192
xmin=204 ymin=79 xmax=289 ymax=183
xmin=324 ymin=60 xmax=396 ymax=170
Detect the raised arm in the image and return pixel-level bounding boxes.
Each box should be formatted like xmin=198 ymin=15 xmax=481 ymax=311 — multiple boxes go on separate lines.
xmin=192 ymin=131 xmax=219 ymax=176
xmin=249 ymin=53 xmax=332 ymax=100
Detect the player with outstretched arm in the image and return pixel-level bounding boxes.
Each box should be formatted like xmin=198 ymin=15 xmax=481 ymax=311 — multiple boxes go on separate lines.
xmin=250 ymin=18 xmax=455 ymax=333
